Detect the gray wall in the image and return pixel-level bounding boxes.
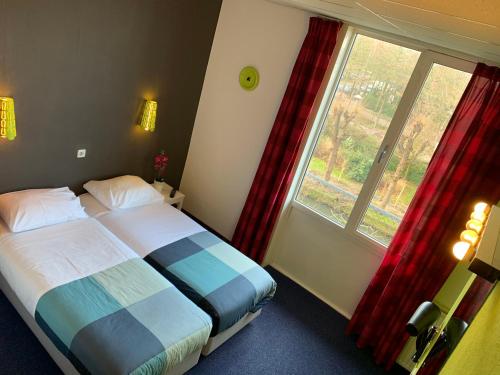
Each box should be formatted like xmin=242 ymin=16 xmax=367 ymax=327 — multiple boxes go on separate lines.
xmin=0 ymin=0 xmax=221 ymax=194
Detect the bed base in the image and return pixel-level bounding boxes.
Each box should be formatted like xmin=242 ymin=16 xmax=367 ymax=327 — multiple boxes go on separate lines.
xmin=0 ymin=273 xmax=201 ymax=375
xmin=202 ymin=309 xmax=262 ymax=356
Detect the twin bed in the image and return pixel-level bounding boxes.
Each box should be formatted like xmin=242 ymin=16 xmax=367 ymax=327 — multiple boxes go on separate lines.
xmin=0 ymin=177 xmax=276 ymax=374
xmin=80 ymin=195 xmax=275 ymax=354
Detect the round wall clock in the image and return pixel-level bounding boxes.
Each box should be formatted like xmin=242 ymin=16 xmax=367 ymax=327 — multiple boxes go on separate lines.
xmin=239 ymin=66 xmax=260 ymax=91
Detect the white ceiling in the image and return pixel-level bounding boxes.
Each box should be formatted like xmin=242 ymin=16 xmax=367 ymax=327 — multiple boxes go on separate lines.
xmin=269 ymin=0 xmax=500 ymax=64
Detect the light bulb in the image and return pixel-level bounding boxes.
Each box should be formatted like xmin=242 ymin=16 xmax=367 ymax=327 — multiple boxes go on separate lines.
xmin=473 ymin=202 xmax=489 ymax=215
xmin=460 ymin=230 xmax=479 ymax=246
xmin=471 ymin=211 xmax=487 ymax=223
xmin=466 ymin=219 xmax=483 ymax=233
xmin=452 ymin=241 xmax=471 ymax=260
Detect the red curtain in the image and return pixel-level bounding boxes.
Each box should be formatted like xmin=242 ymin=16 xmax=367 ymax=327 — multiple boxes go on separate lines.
xmin=232 ymin=17 xmax=342 ymax=263
xmin=346 ymin=63 xmax=500 ymax=370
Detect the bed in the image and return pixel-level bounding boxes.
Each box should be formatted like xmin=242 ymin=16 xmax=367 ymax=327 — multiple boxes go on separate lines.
xmin=80 ymin=194 xmax=277 ymax=355
xmin=0 ymin=217 xmax=212 ymax=375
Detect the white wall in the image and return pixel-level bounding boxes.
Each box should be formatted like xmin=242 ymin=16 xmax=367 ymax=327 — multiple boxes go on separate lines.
xmin=182 ymin=0 xmax=381 ymax=319
xmin=266 ymin=206 xmax=384 ymax=318
xmin=180 ymin=0 xmax=311 ymax=239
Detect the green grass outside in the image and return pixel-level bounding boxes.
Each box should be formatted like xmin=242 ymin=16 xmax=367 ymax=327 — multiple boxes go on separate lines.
xmin=297 ymin=175 xmax=400 ymax=245
xmin=306 ymin=155 xmax=418 ymax=211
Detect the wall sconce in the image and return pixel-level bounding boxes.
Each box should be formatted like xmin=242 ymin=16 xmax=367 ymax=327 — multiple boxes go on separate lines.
xmin=139 ymin=100 xmax=157 ymax=132
xmin=0 ymin=97 xmax=16 ymax=141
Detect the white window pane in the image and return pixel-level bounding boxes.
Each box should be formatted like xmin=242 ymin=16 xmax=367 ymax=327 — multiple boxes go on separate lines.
xmin=358 ymin=64 xmax=471 ymax=245
xmin=297 ymin=34 xmax=420 ymax=227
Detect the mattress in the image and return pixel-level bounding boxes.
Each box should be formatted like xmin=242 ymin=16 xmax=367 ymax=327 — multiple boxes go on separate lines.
xmin=0 ymin=217 xmax=212 ymax=374
xmin=80 ymin=194 xmax=277 ymax=336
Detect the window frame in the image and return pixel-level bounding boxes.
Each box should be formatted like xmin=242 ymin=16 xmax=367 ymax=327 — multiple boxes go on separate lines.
xmin=291 ymin=26 xmax=476 ymax=251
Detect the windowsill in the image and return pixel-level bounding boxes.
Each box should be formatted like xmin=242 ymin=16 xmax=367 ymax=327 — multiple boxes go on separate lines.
xmin=290 ymin=200 xmax=388 ymax=258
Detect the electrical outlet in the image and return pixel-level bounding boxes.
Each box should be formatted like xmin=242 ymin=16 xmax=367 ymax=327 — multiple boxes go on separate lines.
xmin=77 ymin=149 xmax=87 ymax=158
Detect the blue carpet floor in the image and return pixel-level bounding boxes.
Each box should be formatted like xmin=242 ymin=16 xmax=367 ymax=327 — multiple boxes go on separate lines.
xmin=0 ymin=267 xmax=408 ymax=375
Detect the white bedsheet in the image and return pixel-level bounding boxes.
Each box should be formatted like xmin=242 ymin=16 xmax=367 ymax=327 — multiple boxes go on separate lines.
xmin=0 ymin=218 xmax=9 ymax=238
xmin=0 ymin=218 xmax=138 ymax=315
xmin=79 ymin=192 xmax=109 ymax=217
xmin=80 ymin=194 xmax=204 ymax=258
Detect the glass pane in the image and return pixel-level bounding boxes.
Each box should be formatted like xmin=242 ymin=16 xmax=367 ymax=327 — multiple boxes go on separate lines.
xmin=358 ymin=64 xmax=471 ymax=245
xmin=296 ymin=34 xmax=420 ymax=227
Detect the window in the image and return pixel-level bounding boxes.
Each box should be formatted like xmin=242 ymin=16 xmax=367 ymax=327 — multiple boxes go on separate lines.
xmin=295 ymin=31 xmax=472 ymax=247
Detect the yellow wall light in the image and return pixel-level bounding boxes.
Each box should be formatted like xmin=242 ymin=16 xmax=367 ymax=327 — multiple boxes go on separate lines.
xmin=0 ymin=97 xmax=16 ymax=141
xmin=452 ymin=202 xmax=491 ymax=261
xmin=465 ymin=219 xmax=483 ymax=234
xmin=452 ymin=241 xmax=471 ymax=261
xmin=470 ymin=202 xmax=490 ymax=223
xmin=139 ymin=100 xmax=157 ymax=132
xmin=460 ymin=230 xmax=479 ymax=246
xmin=473 ymin=202 xmax=489 ymax=216
xmin=470 ymin=211 xmax=487 ymax=223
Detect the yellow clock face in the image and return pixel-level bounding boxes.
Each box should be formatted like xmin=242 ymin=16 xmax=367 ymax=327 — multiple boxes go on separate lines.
xmin=239 ymin=66 xmax=259 ymax=91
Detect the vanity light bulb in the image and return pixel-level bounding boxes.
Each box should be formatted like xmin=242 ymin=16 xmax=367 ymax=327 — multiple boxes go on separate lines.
xmin=460 ymin=230 xmax=479 ymax=246
xmin=473 ymin=202 xmax=489 ymax=215
xmin=466 ymin=219 xmax=483 ymax=233
xmin=452 ymin=241 xmax=471 ymax=261
xmin=470 ymin=211 xmax=486 ymax=223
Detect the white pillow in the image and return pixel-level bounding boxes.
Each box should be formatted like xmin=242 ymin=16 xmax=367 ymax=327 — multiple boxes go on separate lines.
xmin=83 ymin=175 xmax=164 ymax=210
xmin=0 ymin=187 xmax=88 ymax=233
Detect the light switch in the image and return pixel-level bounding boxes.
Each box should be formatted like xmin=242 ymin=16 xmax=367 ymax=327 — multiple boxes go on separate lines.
xmin=77 ymin=149 xmax=87 ymax=158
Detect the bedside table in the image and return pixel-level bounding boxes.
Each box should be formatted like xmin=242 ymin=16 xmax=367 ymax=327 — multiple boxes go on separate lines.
xmin=152 ymin=182 xmax=185 ymax=210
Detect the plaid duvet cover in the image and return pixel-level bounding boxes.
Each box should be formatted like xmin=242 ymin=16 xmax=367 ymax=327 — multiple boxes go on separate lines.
xmin=144 ymin=230 xmax=277 ymax=336
xmin=35 ymin=258 xmax=212 ymax=375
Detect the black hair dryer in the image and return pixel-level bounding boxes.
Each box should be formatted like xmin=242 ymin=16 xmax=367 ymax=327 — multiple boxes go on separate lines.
xmin=406 ymin=301 xmax=468 ymax=366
